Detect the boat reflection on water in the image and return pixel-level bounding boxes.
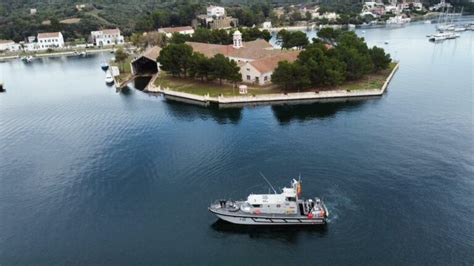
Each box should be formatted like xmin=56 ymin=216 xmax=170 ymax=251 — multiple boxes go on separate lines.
xmin=210 ymin=219 xmax=328 ymax=242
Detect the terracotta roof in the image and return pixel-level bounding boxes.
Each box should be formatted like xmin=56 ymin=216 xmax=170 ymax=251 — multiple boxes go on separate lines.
xmin=186 ymin=39 xmax=280 ymax=60
xmin=185 ymin=42 xmax=229 ymax=57
xmin=241 ymin=39 xmax=273 ymax=49
xmin=0 ymin=40 xmax=14 ymax=44
xmin=135 ymin=46 xmax=162 ymax=62
xmin=101 ymin=29 xmax=120 ymax=35
xmin=249 ymin=51 xmax=300 ymax=74
xmin=158 ymin=26 xmax=194 ymax=33
xmin=37 ymin=32 xmax=61 ymax=39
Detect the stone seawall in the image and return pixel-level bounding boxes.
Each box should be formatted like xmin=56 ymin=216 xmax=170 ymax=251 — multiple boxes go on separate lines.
xmin=147 ymin=63 xmax=399 ymax=106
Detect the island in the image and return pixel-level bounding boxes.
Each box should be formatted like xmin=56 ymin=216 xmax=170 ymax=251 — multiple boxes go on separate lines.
xmin=137 ymin=28 xmax=399 ymax=106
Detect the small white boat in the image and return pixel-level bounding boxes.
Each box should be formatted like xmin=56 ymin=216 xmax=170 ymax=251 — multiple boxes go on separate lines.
xmin=453 ymin=27 xmax=466 ymax=32
xmin=424 ymin=20 xmax=432 ymax=24
xmin=21 ymin=56 xmax=34 ymax=63
xmin=80 ymin=51 xmax=87 ymax=57
xmin=386 ymin=15 xmax=411 ymax=26
xmin=437 ymin=24 xmax=455 ymax=32
xmin=105 ymin=71 xmax=114 ymax=85
xmin=429 ymin=31 xmax=459 ymax=42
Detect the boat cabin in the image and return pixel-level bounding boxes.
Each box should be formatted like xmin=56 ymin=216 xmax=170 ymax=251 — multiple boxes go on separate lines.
xmin=244 ymin=179 xmax=301 ymax=215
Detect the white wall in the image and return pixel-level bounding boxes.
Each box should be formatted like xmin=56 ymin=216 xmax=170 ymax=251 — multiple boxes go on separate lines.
xmin=240 ymin=63 xmax=271 ymax=86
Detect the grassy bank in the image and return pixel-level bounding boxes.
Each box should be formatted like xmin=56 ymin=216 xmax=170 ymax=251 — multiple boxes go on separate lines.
xmin=154 ymin=62 xmax=397 ymax=96
xmin=110 ymin=57 xmax=132 ymax=84
xmin=154 ymin=74 xmax=279 ymax=97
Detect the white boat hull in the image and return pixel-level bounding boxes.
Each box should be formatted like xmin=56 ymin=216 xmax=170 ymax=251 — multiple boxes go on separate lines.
xmin=211 ymin=209 xmax=326 ymax=225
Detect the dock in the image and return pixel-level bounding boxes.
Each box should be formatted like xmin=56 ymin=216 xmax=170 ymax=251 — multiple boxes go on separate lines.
xmin=146 ymin=63 xmax=399 ymax=106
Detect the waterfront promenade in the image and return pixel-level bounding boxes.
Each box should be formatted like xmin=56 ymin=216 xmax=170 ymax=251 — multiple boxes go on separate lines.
xmin=0 ymin=47 xmax=116 ymax=61
xmin=146 ymin=63 xmax=399 ymax=106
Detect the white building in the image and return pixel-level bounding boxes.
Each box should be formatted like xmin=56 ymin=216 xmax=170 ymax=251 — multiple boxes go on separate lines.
xmin=37 ymin=32 xmax=65 ymax=50
xmin=91 ymin=29 xmax=124 ymax=46
xmin=0 ymin=40 xmax=16 ymax=51
xmin=157 ymin=26 xmax=195 ymax=38
xmin=262 ymin=21 xmax=272 ymax=29
xmin=207 ymin=5 xmax=225 ymax=18
xmin=312 ymin=12 xmax=340 ymax=21
xmin=30 ymin=8 xmax=37 ymax=15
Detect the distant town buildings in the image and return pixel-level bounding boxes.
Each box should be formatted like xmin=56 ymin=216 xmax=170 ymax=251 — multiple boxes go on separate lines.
xmin=206 ymin=5 xmax=226 ymax=18
xmin=312 ymin=12 xmax=339 ymax=21
xmin=193 ymin=5 xmax=238 ymax=30
xmin=75 ymin=4 xmax=87 ymax=11
xmin=158 ymin=26 xmax=195 ymax=38
xmin=361 ymin=0 xmax=426 ymax=18
xmin=362 ymin=2 xmax=386 ymax=17
xmin=90 ymin=29 xmax=124 ymax=46
xmin=30 ymin=8 xmax=37 ymax=15
xmin=429 ymin=0 xmax=452 ymax=11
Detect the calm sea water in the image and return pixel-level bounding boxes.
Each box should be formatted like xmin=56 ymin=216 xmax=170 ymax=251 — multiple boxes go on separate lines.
xmin=1 ymin=22 xmax=473 ymax=265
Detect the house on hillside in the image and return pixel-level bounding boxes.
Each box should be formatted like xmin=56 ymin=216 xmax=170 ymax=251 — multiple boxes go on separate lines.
xmin=158 ymin=26 xmax=195 ymax=38
xmin=0 ymin=40 xmax=17 ymax=51
xmin=37 ymin=32 xmax=65 ymax=50
xmin=186 ymin=31 xmax=300 ymax=85
xmin=90 ymin=29 xmax=124 ymax=46
xmin=193 ymin=5 xmax=238 ymax=30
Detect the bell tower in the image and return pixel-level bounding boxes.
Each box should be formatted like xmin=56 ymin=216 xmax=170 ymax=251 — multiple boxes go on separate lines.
xmin=233 ymin=30 xmax=242 ymax=49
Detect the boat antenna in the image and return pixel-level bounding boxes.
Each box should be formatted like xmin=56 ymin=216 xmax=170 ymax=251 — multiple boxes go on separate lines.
xmin=259 ymin=172 xmax=277 ymax=194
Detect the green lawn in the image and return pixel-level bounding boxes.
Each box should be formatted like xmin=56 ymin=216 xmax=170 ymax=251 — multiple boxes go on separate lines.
xmin=154 ymin=73 xmax=281 ymax=97
xmin=110 ymin=56 xmax=132 ymax=84
xmin=154 ymin=62 xmax=397 ymax=96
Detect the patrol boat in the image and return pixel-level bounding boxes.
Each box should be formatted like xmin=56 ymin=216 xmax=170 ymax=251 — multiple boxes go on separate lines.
xmin=209 ymin=178 xmax=328 ymax=225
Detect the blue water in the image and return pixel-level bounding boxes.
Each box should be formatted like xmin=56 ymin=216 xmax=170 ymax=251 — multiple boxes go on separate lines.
xmin=1 ymin=22 xmax=473 ymax=265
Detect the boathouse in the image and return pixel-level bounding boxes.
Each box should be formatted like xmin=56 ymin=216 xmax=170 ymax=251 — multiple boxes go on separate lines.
xmin=131 ymin=46 xmax=161 ymax=75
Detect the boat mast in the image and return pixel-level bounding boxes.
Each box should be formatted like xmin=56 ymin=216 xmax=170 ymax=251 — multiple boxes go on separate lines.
xmin=259 ymin=172 xmax=277 ymax=194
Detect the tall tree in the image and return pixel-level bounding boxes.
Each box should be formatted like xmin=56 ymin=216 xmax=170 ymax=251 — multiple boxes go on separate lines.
xmin=189 ymin=52 xmax=211 ymax=81
xmin=158 ymin=43 xmax=193 ymax=77
xmin=271 ymin=61 xmax=310 ymax=90
xmin=369 ymin=46 xmax=391 ymax=72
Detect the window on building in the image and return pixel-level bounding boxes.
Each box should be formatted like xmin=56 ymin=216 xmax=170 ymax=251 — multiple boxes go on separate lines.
xmin=264 ymin=76 xmax=268 ymax=81
xmin=246 ymin=75 xmax=250 ymax=80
